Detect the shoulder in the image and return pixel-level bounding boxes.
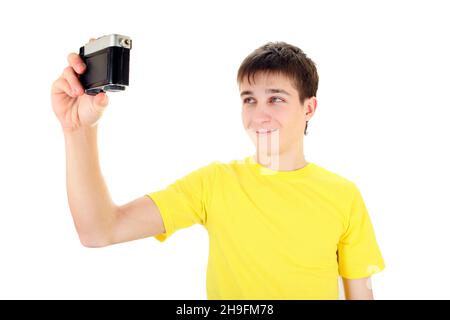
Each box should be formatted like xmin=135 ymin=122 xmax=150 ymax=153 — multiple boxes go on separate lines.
xmin=183 ymin=157 xmax=248 ymax=183
xmin=310 ymin=162 xmax=360 ymax=197
xmin=205 ymin=157 xmax=247 ymax=174
xmin=310 ymin=164 xmax=367 ymax=224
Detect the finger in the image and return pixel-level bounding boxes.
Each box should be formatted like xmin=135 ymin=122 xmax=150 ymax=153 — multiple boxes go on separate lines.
xmin=66 ymin=38 xmax=96 ymax=75
xmin=62 ymin=66 xmax=84 ymax=96
xmin=67 ymin=52 xmax=86 ymax=75
xmin=93 ymin=92 xmax=109 ymax=110
xmin=90 ymin=92 xmax=109 ymax=118
xmin=52 ymin=77 xmax=76 ymax=98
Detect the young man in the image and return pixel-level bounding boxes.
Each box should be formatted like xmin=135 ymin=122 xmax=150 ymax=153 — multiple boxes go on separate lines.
xmin=51 ymin=40 xmax=385 ymax=300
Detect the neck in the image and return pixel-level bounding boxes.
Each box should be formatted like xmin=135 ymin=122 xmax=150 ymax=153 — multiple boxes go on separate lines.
xmin=253 ymin=145 xmax=308 ymax=172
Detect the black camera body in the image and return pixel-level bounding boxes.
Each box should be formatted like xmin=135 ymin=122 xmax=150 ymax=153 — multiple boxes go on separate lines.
xmin=79 ymin=34 xmax=132 ymax=95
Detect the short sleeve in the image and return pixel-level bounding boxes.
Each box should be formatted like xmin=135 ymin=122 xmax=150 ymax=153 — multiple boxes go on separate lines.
xmin=338 ymin=184 xmax=386 ymax=279
xmin=145 ymin=161 xmax=216 ymax=242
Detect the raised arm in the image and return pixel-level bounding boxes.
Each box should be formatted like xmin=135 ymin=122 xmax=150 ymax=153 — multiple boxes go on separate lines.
xmin=52 ymin=40 xmax=165 ymax=247
xmin=63 ymin=127 xmax=166 ymax=247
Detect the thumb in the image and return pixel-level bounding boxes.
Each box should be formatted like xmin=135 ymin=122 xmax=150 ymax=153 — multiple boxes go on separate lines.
xmin=93 ymin=92 xmax=109 ymax=112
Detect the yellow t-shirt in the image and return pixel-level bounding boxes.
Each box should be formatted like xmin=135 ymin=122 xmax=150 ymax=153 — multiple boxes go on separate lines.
xmin=146 ymin=156 xmax=385 ymax=299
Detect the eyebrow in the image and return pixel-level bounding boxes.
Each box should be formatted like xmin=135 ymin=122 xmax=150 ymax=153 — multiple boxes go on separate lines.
xmin=240 ymin=88 xmax=291 ymax=97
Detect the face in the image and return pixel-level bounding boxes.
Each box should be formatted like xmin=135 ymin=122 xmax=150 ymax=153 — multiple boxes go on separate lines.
xmin=239 ymin=71 xmax=316 ymax=156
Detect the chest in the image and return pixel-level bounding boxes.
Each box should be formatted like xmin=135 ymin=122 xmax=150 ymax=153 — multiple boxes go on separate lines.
xmin=209 ymin=183 xmax=346 ymax=266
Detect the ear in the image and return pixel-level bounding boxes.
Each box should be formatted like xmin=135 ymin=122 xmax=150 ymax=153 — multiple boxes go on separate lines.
xmin=304 ymin=97 xmax=317 ymax=121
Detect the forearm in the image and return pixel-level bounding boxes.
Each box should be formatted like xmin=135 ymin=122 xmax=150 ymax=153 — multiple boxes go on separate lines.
xmin=64 ymin=125 xmax=116 ymax=246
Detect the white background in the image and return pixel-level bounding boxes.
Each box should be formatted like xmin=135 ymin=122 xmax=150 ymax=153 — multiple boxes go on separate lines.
xmin=0 ymin=0 xmax=449 ymax=299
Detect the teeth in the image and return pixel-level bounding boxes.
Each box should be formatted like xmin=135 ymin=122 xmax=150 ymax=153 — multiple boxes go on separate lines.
xmin=256 ymin=129 xmax=277 ymax=133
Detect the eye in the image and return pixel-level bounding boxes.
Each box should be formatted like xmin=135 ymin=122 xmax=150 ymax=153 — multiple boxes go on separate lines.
xmin=243 ymin=97 xmax=255 ymax=104
xmin=270 ymin=96 xmax=285 ymax=103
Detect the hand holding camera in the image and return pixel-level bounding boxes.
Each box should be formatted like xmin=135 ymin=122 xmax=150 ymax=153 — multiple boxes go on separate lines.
xmin=51 ymin=35 xmax=132 ymax=133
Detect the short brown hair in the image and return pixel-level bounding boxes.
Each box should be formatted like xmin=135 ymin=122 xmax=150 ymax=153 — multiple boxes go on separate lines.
xmin=237 ymin=42 xmax=319 ymax=135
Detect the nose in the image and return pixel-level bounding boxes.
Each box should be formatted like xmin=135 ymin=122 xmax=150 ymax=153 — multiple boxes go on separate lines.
xmin=251 ymin=103 xmax=272 ymax=122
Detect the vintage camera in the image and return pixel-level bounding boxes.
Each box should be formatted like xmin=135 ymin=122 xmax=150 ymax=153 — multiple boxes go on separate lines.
xmin=79 ymin=34 xmax=132 ymax=95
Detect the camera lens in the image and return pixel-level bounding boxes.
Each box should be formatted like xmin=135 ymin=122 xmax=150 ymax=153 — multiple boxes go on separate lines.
xmin=104 ymin=84 xmax=125 ymax=92
xmin=85 ymin=88 xmax=104 ymax=96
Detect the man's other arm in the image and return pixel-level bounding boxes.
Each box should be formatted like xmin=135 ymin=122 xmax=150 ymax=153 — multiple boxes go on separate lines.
xmin=342 ymin=277 xmax=374 ymax=300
